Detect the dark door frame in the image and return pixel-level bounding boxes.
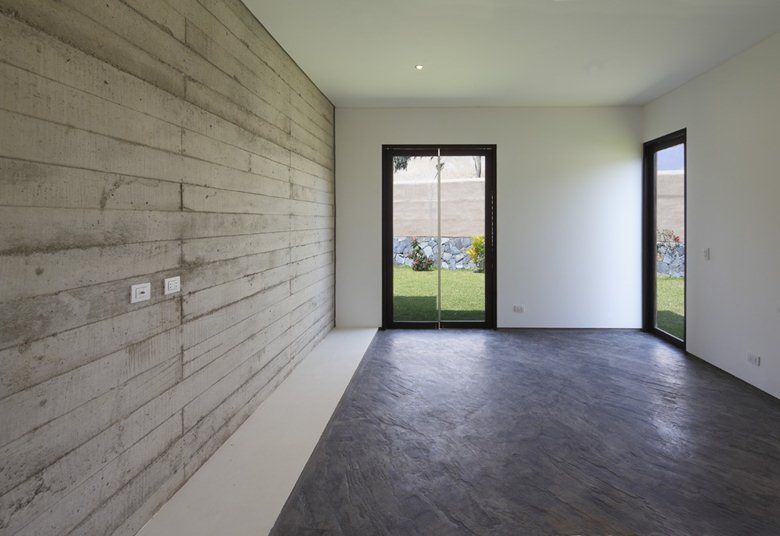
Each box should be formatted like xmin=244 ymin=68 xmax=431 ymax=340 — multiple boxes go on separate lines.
xmin=642 ymin=129 xmax=687 ymax=349
xmin=381 ymin=144 xmax=497 ymax=330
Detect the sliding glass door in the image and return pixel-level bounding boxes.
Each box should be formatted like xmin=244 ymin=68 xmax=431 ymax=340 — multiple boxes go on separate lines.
xmin=643 ymin=130 xmax=686 ymax=346
xmin=382 ymin=145 xmax=496 ymax=329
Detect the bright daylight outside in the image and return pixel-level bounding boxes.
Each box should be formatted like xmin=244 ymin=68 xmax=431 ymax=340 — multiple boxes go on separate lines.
xmin=392 ymin=155 xmax=486 ymax=322
xmin=655 ymin=144 xmax=686 ymax=340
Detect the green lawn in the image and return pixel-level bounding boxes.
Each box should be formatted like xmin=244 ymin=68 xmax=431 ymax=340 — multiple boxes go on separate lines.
xmin=657 ymin=275 xmax=685 ymax=340
xmin=393 ymin=265 xmax=485 ymax=321
xmin=393 ymin=267 xmax=684 ymax=335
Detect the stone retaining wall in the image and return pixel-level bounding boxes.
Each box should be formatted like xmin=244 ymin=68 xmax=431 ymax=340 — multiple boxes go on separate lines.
xmin=393 ymin=236 xmax=478 ymax=270
xmin=657 ymin=242 xmax=685 ymax=277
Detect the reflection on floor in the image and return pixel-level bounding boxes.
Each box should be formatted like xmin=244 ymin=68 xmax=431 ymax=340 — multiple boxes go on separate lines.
xmin=272 ymin=329 xmax=780 ymax=536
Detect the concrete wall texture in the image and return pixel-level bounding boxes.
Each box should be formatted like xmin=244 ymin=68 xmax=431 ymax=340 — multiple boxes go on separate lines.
xmin=393 ymin=180 xmax=485 ymax=237
xmin=0 ymin=1 xmax=334 ymax=534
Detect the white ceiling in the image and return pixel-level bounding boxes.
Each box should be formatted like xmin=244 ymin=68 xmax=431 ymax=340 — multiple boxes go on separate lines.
xmin=244 ymin=0 xmax=780 ymax=108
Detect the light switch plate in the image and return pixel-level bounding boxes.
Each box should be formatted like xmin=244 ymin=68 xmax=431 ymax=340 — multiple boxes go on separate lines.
xmin=131 ymin=282 xmax=151 ymax=303
xmin=164 ymin=276 xmax=181 ymax=295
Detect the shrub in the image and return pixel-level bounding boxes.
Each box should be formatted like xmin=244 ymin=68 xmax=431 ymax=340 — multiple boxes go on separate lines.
xmin=407 ymin=237 xmax=434 ymax=271
xmin=657 ymin=229 xmax=681 ymax=245
xmin=466 ymin=235 xmax=486 ymax=273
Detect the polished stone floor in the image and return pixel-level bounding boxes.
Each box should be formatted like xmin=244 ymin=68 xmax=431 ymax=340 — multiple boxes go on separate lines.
xmin=271 ymin=330 xmax=780 ymax=536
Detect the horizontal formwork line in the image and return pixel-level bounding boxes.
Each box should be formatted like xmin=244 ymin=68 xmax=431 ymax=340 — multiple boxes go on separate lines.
xmin=0 ymin=57 xmax=186 ymax=143
xmin=182 ymin=276 xmax=290 ymax=324
xmin=55 ymin=0 xmax=292 ymax=141
xmin=0 ymin=320 xmax=180 ymax=404
xmin=186 ymin=257 xmax=292 ymax=294
xmin=179 ymin=226 xmax=332 ymax=242
xmin=289 ymin=180 xmax=335 ymax=196
xmin=291 ymin=264 xmax=335 ymax=283
xmin=0 ymin=202 xmax=181 ymax=213
xmin=0 ymin=224 xmax=334 ymax=258
xmin=0 ymin=92 xmax=328 ymax=182
xmin=182 ymin=283 xmax=291 ymax=358
xmin=180 ymin=182 xmax=293 ymax=203
xmin=184 ymin=182 xmax=334 ymax=208
xmin=64 ymin=416 xmax=183 ymax=535
xmin=0 ymin=155 xmax=183 ymax=189
xmin=0 ymin=333 xmax=181 ymax=446
xmin=164 ymin=26 xmax=334 ymax=161
xmin=291 ymin=249 xmax=336 ymax=265
xmin=0 ymin=249 xmax=182 ymax=311
xmin=171 ymin=6 xmax=297 ymax=118
xmin=1 ymin=53 xmax=327 ymax=171
xmin=179 ymin=111 xmax=332 ymax=172
xmin=183 ymin=343 xmax=292 ymax=446
xmin=176 ymin=30 xmax=290 ymax=126
xmin=292 ymin=300 xmax=334 ymax=328
xmin=6 ymin=390 xmax=184 ymax=532
xmin=291 ymin=274 xmax=336 ymax=297
xmin=182 ymin=320 xmax=291 ymax=397
xmin=0 ymin=353 xmax=179 ymax=455
xmin=0 ymin=235 xmax=182 ymax=258
xmin=0 ymin=244 xmax=329 ymax=306
xmin=0 ymin=106 xmax=187 ymax=168
xmin=0 ymin=286 xmax=178 ymax=353
xmin=183 ymin=242 xmax=290 ymax=266
xmin=179 ymin=208 xmax=334 ymax=220
xmin=182 ymin=307 xmax=283 ymax=370
xmin=290 ymin=280 xmax=335 ymax=302
xmin=187 ymin=0 xmax=333 ymax=124
xmin=181 ymin=282 xmax=292 ymax=352
xmin=181 ymin=126 xmax=331 ymax=176
xmin=290 ymin=115 xmax=334 ymax=150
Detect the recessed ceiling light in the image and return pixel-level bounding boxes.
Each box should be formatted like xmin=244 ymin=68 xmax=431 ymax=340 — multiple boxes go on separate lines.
xmin=415 ymin=64 xmax=424 ymax=71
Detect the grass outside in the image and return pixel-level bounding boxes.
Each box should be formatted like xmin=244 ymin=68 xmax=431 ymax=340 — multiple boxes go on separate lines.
xmin=393 ymin=267 xmax=684 ymax=335
xmin=393 ymin=265 xmax=485 ymax=321
xmin=656 ymin=275 xmax=685 ymax=340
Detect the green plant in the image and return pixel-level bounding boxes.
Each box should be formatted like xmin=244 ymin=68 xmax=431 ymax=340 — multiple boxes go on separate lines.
xmin=466 ymin=235 xmax=485 ymax=273
xmin=407 ymin=237 xmax=434 ymax=271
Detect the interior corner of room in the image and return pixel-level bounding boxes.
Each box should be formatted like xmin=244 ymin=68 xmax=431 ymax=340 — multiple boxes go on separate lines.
xmin=0 ymin=1 xmax=778 ymax=535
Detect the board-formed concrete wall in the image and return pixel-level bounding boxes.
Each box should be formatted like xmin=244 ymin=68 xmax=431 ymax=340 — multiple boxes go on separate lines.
xmin=0 ymin=1 xmax=334 ymax=534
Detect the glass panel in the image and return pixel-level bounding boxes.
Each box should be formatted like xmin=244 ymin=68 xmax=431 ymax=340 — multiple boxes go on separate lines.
xmin=392 ymin=154 xmax=439 ymax=322
xmin=655 ymin=144 xmax=685 ymax=339
xmin=439 ymin=155 xmax=486 ymax=321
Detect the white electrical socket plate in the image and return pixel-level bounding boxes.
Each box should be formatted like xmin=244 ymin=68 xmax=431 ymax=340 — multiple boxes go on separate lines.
xmin=164 ymin=276 xmax=181 ymax=295
xmin=131 ymin=282 xmax=151 ymax=303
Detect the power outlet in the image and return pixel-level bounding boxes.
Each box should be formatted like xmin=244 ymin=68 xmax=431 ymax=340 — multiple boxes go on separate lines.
xmin=164 ymin=276 xmax=181 ymax=295
xmin=747 ymin=353 xmax=762 ymax=367
xmin=130 ymin=282 xmax=151 ymax=304
xmin=513 ymin=305 xmax=525 ymax=313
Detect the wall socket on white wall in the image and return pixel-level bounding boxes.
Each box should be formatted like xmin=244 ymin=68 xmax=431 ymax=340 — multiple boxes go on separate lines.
xmin=747 ymin=353 xmax=762 ymax=367
xmin=513 ymin=305 xmax=525 ymax=313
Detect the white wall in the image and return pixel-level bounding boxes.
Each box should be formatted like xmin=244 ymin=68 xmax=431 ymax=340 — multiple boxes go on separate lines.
xmin=336 ymin=107 xmax=643 ymax=329
xmin=644 ymin=32 xmax=780 ymax=399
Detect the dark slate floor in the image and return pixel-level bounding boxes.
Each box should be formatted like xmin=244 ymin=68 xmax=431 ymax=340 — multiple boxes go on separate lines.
xmin=271 ymin=329 xmax=780 ymax=536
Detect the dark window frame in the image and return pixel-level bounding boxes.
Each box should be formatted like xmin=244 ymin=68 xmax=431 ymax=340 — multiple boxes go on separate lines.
xmin=642 ymin=129 xmax=687 ymax=349
xmin=381 ymin=144 xmax=497 ymax=330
